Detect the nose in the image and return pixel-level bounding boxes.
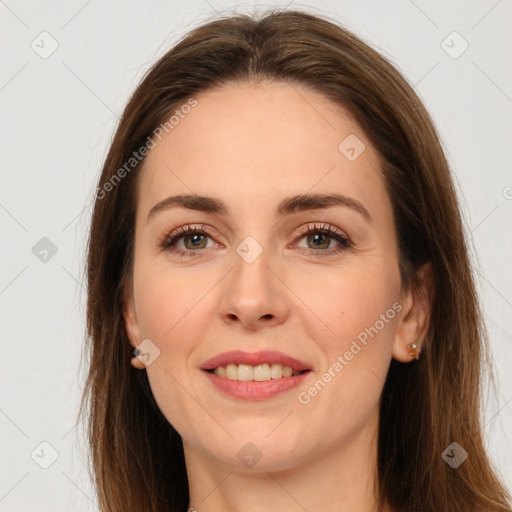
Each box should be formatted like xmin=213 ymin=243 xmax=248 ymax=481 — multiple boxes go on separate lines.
xmin=218 ymin=248 xmax=290 ymax=331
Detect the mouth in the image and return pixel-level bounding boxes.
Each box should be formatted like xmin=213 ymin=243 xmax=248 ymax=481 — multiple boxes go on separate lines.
xmin=200 ymin=350 xmax=313 ymax=398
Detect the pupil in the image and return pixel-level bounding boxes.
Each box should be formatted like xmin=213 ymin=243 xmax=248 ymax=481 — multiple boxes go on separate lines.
xmin=186 ymin=234 xmax=204 ymax=249
xmin=310 ymin=233 xmax=328 ymax=249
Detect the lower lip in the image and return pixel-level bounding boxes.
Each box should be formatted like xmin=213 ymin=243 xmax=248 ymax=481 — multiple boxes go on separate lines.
xmin=202 ymin=370 xmax=311 ymax=401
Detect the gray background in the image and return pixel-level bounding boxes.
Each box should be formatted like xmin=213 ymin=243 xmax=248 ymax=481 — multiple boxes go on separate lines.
xmin=1 ymin=0 xmax=511 ymax=509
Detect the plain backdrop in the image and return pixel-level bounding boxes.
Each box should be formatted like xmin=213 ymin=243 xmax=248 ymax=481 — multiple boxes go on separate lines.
xmin=1 ymin=0 xmax=511 ymax=509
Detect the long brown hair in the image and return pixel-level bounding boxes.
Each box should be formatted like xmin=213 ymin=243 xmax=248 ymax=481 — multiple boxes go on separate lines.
xmin=80 ymin=8 xmax=512 ymax=511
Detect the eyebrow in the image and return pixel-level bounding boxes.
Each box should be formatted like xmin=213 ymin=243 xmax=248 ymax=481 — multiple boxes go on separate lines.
xmin=146 ymin=193 xmax=372 ymax=224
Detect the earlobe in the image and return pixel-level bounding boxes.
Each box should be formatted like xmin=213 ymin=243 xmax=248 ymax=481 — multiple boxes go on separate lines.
xmin=392 ymin=261 xmax=435 ymax=363
xmin=130 ymin=349 xmax=146 ymax=370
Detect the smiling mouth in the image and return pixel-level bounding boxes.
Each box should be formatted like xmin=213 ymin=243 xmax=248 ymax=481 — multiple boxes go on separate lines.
xmin=204 ymin=363 xmax=311 ymax=382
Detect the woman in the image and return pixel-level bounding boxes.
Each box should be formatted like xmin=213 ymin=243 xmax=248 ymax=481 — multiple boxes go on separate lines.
xmin=80 ymin=8 xmax=512 ymax=512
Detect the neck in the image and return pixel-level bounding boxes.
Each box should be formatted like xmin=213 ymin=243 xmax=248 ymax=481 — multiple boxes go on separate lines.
xmin=183 ymin=408 xmax=391 ymax=512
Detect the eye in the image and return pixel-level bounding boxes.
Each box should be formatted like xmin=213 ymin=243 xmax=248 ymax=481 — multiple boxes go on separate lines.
xmin=159 ymin=224 xmax=218 ymax=257
xmin=294 ymin=222 xmax=352 ymax=257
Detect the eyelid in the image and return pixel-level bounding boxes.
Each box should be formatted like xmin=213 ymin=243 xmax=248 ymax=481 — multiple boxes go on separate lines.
xmin=293 ymin=222 xmax=351 ymax=244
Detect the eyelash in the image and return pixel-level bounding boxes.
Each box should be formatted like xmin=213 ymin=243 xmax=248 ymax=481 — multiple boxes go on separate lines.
xmin=159 ymin=222 xmax=352 ymax=258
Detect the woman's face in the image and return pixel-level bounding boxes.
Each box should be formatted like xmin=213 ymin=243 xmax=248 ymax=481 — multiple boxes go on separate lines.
xmin=124 ymin=81 xmax=419 ymax=472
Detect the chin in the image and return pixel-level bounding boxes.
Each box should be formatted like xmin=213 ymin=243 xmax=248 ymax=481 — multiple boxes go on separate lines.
xmin=202 ymin=435 xmax=309 ymax=473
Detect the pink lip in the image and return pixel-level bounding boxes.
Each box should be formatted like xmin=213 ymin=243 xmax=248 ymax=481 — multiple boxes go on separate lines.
xmin=203 ymin=370 xmax=311 ymax=401
xmin=200 ymin=350 xmax=312 ymax=372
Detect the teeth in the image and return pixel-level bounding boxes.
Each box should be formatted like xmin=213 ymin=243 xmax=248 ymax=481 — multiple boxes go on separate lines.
xmin=225 ymin=364 xmax=238 ymax=380
xmin=213 ymin=363 xmax=301 ymax=381
xmin=282 ymin=366 xmax=293 ymax=377
xmin=254 ymin=363 xmax=270 ymax=381
xmin=238 ymin=364 xmax=253 ymax=381
xmin=270 ymin=363 xmax=282 ymax=379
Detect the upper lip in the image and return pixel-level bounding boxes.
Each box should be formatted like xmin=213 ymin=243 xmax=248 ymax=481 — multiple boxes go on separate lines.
xmin=200 ymin=350 xmax=312 ymax=372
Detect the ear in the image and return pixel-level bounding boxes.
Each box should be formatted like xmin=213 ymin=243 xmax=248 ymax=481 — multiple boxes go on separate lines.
xmin=392 ymin=261 xmax=435 ymax=363
xmin=122 ymin=279 xmax=146 ymax=370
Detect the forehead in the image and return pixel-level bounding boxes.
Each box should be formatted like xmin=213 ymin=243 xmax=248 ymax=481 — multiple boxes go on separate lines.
xmin=136 ymin=81 xmax=388 ymax=223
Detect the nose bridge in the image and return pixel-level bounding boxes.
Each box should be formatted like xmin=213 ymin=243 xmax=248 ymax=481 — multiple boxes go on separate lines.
xmin=230 ymin=236 xmax=274 ymax=303
xmin=219 ymin=233 xmax=289 ymax=328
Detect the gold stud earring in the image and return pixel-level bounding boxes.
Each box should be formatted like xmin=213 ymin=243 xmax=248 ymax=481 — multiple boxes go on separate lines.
xmin=406 ymin=342 xmax=420 ymax=360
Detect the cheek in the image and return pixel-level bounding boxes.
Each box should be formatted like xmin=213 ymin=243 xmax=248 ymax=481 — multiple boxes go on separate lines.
xmin=133 ymin=263 xmax=210 ymax=343
xmin=292 ymin=261 xmax=399 ymax=355
xmin=133 ymin=268 xmax=209 ymax=435
xmin=292 ymin=267 xmax=398 ymax=434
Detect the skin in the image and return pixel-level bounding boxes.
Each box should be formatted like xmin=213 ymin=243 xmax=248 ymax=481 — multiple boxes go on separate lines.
xmin=123 ymin=81 xmax=433 ymax=512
